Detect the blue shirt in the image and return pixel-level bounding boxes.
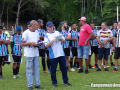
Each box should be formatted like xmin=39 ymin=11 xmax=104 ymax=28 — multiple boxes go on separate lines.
xmin=0 ymin=33 xmax=9 ymax=56
xmin=59 ymin=30 xmax=69 ymax=48
xmin=90 ymin=29 xmax=98 ymax=46
xmin=10 ymin=33 xmax=22 ymax=56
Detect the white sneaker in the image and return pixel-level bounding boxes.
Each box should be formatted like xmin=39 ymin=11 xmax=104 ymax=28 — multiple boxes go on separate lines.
xmin=70 ymin=68 xmax=75 ymax=71
xmin=13 ymin=75 xmax=17 ymax=79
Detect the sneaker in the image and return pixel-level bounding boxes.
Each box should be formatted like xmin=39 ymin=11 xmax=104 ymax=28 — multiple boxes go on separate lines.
xmin=52 ymin=84 xmax=57 ymax=88
xmin=35 ymin=85 xmax=43 ymax=89
xmin=104 ymin=68 xmax=109 ymax=71
xmin=0 ymin=75 xmax=3 ymax=80
xmin=17 ymin=74 xmax=22 ymax=78
xmin=89 ymin=65 xmax=93 ymax=69
xmin=96 ymin=68 xmax=101 ymax=71
xmin=70 ymin=68 xmax=75 ymax=71
xmin=43 ymin=70 xmax=49 ymax=73
xmin=112 ymin=68 xmax=118 ymax=72
xmin=85 ymin=69 xmax=89 ymax=74
xmin=78 ymin=69 xmax=83 ymax=73
xmin=48 ymin=69 xmax=51 ymax=73
xmin=63 ymin=82 xmax=72 ymax=86
xmin=28 ymin=87 xmax=33 ymax=90
xmin=13 ymin=75 xmax=17 ymax=79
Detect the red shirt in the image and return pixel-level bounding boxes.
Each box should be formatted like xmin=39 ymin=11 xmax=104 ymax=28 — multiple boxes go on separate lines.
xmin=78 ymin=24 xmax=92 ymax=46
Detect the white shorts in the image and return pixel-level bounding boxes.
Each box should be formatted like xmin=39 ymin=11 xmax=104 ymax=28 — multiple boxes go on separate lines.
xmin=110 ymin=44 xmax=113 ymax=55
xmin=89 ymin=46 xmax=91 ymax=55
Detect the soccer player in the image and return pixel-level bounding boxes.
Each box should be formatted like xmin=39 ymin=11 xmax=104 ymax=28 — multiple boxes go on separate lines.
xmin=37 ymin=19 xmax=49 ymax=73
xmin=67 ymin=23 xmax=79 ymax=71
xmin=78 ymin=17 xmax=94 ymax=74
xmin=44 ymin=21 xmax=72 ymax=87
xmin=21 ymin=20 xmax=43 ymax=90
xmin=0 ymin=26 xmax=10 ymax=80
xmin=96 ymin=22 xmax=113 ymax=71
xmin=59 ymin=21 xmax=70 ymax=71
xmin=10 ymin=26 xmax=22 ymax=79
xmin=88 ymin=23 xmax=98 ymax=69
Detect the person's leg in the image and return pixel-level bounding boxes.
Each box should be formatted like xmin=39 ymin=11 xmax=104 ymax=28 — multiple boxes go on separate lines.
xmin=50 ymin=58 xmax=58 ymax=84
xmin=25 ymin=57 xmax=33 ymax=88
xmin=13 ymin=63 xmax=17 ymax=76
xmin=76 ymin=57 xmax=79 ymax=69
xmin=78 ymin=46 xmax=83 ymax=69
xmin=47 ymin=58 xmax=50 ymax=70
xmin=33 ymin=56 xmax=41 ymax=87
xmin=12 ymin=55 xmax=17 ymax=77
xmin=16 ymin=56 xmax=22 ymax=76
xmin=70 ymin=58 xmax=73 ymax=68
xmin=95 ymin=54 xmax=98 ymax=67
xmin=88 ymin=55 xmax=92 ymax=68
xmin=65 ymin=56 xmax=69 ymax=70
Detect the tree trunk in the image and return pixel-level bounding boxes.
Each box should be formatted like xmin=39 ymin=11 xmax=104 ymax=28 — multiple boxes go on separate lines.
xmin=81 ymin=0 xmax=83 ymax=16
xmin=95 ymin=0 xmax=97 ymax=12
xmin=84 ymin=0 xmax=85 ymax=13
xmin=100 ymin=0 xmax=103 ymax=17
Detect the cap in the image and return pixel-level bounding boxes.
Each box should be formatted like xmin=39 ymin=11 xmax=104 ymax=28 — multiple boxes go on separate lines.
xmin=16 ymin=26 xmax=21 ymax=31
xmin=61 ymin=21 xmax=66 ymax=27
xmin=37 ymin=19 xmax=43 ymax=22
xmin=27 ymin=21 xmax=31 ymax=25
xmin=79 ymin=16 xmax=86 ymax=21
xmin=46 ymin=21 xmax=54 ymax=27
xmin=3 ymin=27 xmax=6 ymax=30
xmin=114 ymin=21 xmax=118 ymax=23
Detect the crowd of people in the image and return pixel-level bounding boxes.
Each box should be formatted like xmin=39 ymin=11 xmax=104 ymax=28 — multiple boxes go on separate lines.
xmin=0 ymin=16 xmax=120 ymax=90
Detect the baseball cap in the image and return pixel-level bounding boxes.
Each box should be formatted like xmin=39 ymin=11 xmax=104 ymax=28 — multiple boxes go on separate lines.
xmin=3 ymin=27 xmax=6 ymax=30
xmin=16 ymin=26 xmax=21 ymax=31
xmin=46 ymin=21 xmax=54 ymax=27
xmin=37 ymin=19 xmax=43 ymax=22
xmin=79 ymin=16 xmax=86 ymax=21
xmin=27 ymin=21 xmax=31 ymax=25
xmin=114 ymin=21 xmax=118 ymax=23
xmin=61 ymin=21 xmax=66 ymax=27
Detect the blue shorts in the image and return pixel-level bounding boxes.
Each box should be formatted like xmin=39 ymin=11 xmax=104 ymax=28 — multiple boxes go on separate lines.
xmin=98 ymin=48 xmax=110 ymax=60
xmin=78 ymin=45 xmax=89 ymax=59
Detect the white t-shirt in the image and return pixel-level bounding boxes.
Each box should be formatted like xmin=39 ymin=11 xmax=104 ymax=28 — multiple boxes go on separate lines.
xmin=44 ymin=31 xmax=65 ymax=59
xmin=21 ymin=29 xmax=39 ymax=57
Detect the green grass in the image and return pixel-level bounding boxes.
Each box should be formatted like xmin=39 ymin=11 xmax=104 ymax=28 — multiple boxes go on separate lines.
xmin=0 ymin=46 xmax=120 ymax=90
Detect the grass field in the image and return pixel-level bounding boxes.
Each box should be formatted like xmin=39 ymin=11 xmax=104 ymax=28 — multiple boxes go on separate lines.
xmin=0 ymin=46 xmax=120 ymax=90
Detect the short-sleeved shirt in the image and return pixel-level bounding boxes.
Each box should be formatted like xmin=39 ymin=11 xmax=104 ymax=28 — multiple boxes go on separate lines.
xmin=115 ymin=29 xmax=120 ymax=47
xmin=110 ymin=29 xmax=117 ymax=44
xmin=10 ymin=33 xmax=22 ymax=56
xmin=59 ymin=30 xmax=69 ymax=48
xmin=0 ymin=33 xmax=9 ymax=56
xmin=21 ymin=29 xmax=39 ymax=57
xmin=78 ymin=24 xmax=93 ymax=46
xmin=38 ymin=29 xmax=45 ymax=49
xmin=97 ymin=29 xmax=113 ymax=48
xmin=44 ymin=31 xmax=65 ymax=59
xmin=69 ymin=30 xmax=79 ymax=47
xmin=90 ymin=29 xmax=98 ymax=46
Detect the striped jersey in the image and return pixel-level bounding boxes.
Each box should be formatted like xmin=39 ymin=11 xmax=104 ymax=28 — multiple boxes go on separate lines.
xmin=10 ymin=33 xmax=22 ymax=56
xmin=59 ymin=30 xmax=69 ymax=48
xmin=110 ymin=29 xmax=117 ymax=44
xmin=0 ymin=33 xmax=9 ymax=56
xmin=69 ymin=30 xmax=79 ymax=47
xmin=90 ymin=29 xmax=98 ymax=46
xmin=38 ymin=29 xmax=45 ymax=49
xmin=115 ymin=29 xmax=120 ymax=47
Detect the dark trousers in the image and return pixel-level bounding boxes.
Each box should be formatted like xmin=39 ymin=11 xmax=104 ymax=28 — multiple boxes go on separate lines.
xmin=50 ymin=56 xmax=68 ymax=84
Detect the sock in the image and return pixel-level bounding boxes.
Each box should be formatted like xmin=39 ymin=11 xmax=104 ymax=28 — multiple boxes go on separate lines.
xmin=115 ymin=66 xmax=118 ymax=69
xmin=70 ymin=61 xmax=73 ymax=68
xmin=99 ymin=67 xmax=101 ymax=69
xmin=16 ymin=67 xmax=19 ymax=75
xmin=74 ymin=60 xmax=77 ymax=66
xmin=42 ymin=59 xmax=46 ymax=71
xmin=0 ymin=71 xmax=2 ymax=76
xmin=13 ymin=69 xmax=17 ymax=75
xmin=95 ymin=64 xmax=98 ymax=66
xmin=47 ymin=60 xmax=50 ymax=69
xmin=111 ymin=62 xmax=113 ymax=65
xmin=105 ymin=66 xmax=107 ymax=68
xmin=77 ymin=62 xmax=79 ymax=68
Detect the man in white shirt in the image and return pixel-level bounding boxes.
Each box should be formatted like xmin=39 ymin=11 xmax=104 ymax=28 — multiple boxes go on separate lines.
xmin=21 ymin=20 xmax=43 ymax=90
xmin=44 ymin=21 xmax=72 ymax=87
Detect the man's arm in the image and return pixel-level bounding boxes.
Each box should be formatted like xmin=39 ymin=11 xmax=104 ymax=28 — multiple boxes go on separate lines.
xmin=103 ymin=38 xmax=113 ymax=44
xmin=96 ymin=37 xmax=104 ymax=48
xmin=45 ymin=39 xmax=55 ymax=48
xmin=66 ymin=35 xmax=78 ymax=41
xmin=21 ymin=42 xmax=36 ymax=46
xmin=0 ymin=40 xmax=10 ymax=45
xmin=112 ymin=38 xmax=116 ymax=51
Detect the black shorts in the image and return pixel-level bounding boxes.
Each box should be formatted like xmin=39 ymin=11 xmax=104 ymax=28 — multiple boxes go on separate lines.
xmin=71 ymin=47 xmax=77 ymax=57
xmin=0 ymin=55 xmax=10 ymax=65
xmin=64 ymin=47 xmax=70 ymax=56
xmin=45 ymin=49 xmax=49 ymax=57
xmin=39 ymin=49 xmax=45 ymax=57
xmin=12 ymin=55 xmax=22 ymax=63
xmin=114 ymin=47 xmax=120 ymax=59
xmin=91 ymin=46 xmax=98 ymax=55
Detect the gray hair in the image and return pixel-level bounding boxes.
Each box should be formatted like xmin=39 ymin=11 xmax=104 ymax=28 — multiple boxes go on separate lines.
xmin=30 ymin=20 xmax=37 ymax=26
xmin=61 ymin=21 xmax=66 ymax=27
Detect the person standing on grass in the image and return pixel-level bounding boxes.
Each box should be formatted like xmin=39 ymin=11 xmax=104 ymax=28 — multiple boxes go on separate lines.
xmin=21 ymin=20 xmax=43 ymax=90
xmin=78 ymin=17 xmax=94 ymax=74
xmin=37 ymin=19 xmax=50 ymax=73
xmin=66 ymin=23 xmax=79 ymax=71
xmin=44 ymin=21 xmax=72 ymax=87
xmin=10 ymin=26 xmax=22 ymax=79
xmin=88 ymin=23 xmax=98 ymax=69
xmin=59 ymin=21 xmax=70 ymax=71
xmin=96 ymin=22 xmax=113 ymax=71
xmin=112 ymin=22 xmax=120 ymax=72
xmin=0 ymin=26 xmax=10 ymax=80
